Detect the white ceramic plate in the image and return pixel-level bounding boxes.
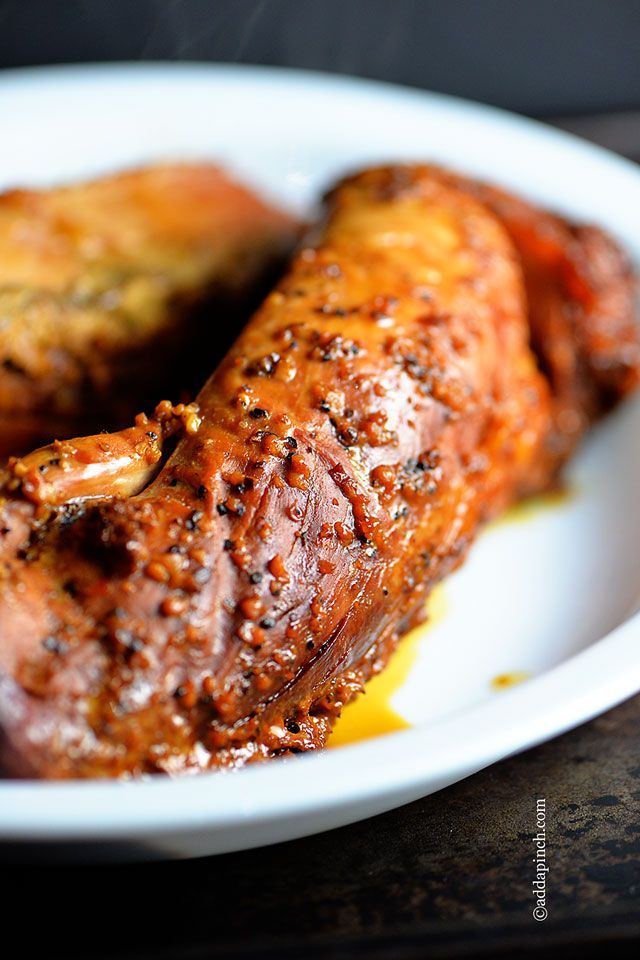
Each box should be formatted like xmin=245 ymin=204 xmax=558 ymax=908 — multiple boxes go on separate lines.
xmin=1 ymin=63 xmax=640 ymax=860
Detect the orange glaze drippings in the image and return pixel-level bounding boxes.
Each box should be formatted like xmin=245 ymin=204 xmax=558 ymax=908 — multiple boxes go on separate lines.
xmin=329 ymin=487 xmax=573 ymax=748
xmin=329 ymin=584 xmax=447 ymax=747
xmin=493 ymin=485 xmax=573 ymax=527
xmin=491 ymin=671 xmax=530 ymax=690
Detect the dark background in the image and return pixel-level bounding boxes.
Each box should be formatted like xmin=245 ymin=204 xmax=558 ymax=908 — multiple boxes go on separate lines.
xmin=0 ymin=0 xmax=639 ymax=117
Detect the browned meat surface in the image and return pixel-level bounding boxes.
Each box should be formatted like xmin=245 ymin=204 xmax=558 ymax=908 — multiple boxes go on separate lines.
xmin=436 ymin=169 xmax=639 ymax=460
xmin=0 ymin=165 xmax=637 ymax=778
xmin=0 ymin=164 xmax=296 ymax=456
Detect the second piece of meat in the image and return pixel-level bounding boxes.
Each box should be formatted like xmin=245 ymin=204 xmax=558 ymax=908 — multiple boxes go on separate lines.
xmin=0 ymin=163 xmax=296 ymax=456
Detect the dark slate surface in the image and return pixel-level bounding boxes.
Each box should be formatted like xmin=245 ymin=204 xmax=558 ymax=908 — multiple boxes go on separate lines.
xmin=3 ymin=694 xmax=640 ymax=959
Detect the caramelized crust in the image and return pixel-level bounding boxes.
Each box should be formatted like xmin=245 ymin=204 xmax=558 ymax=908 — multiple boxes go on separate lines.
xmin=0 ymin=165 xmax=637 ymax=778
xmin=437 ymin=170 xmax=639 ymax=460
xmin=0 ymin=164 xmax=296 ymax=455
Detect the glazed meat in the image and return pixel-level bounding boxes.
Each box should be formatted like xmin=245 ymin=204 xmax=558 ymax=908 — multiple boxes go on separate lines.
xmin=438 ymin=170 xmax=639 ymax=460
xmin=0 ymin=164 xmax=295 ymax=456
xmin=0 ymin=165 xmax=637 ymax=778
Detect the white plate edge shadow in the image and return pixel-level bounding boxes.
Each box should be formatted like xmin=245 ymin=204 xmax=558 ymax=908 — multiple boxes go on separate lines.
xmin=0 ymin=63 xmax=639 ymax=852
